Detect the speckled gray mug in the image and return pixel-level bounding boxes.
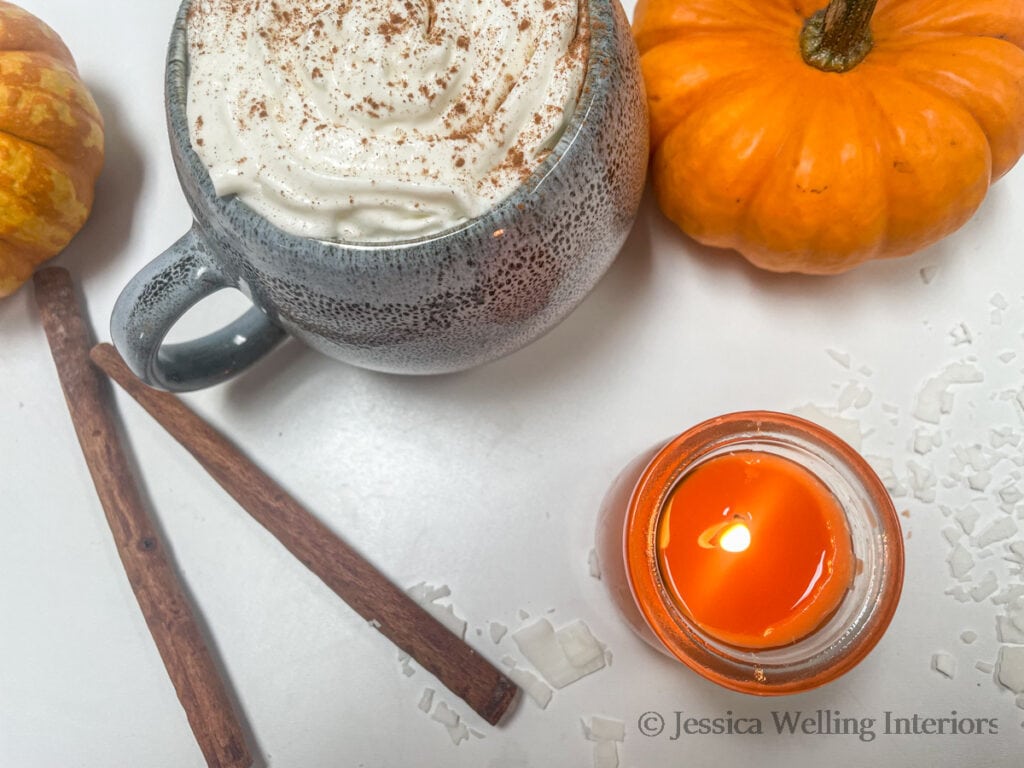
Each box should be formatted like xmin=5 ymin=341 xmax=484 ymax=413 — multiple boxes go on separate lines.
xmin=111 ymin=0 xmax=648 ymax=391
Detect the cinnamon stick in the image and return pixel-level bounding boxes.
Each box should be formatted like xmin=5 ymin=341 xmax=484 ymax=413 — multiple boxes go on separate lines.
xmin=33 ymin=268 xmax=252 ymax=768
xmin=89 ymin=342 xmax=519 ymax=726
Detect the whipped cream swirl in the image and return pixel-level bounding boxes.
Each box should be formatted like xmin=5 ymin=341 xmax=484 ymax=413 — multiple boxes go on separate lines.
xmin=185 ymin=0 xmax=588 ymax=242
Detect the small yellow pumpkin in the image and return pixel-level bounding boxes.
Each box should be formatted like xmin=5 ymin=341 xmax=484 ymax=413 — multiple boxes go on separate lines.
xmin=634 ymin=0 xmax=1024 ymax=274
xmin=0 ymin=1 xmax=104 ymax=297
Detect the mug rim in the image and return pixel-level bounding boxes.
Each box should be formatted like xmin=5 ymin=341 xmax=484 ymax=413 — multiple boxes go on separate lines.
xmin=165 ymin=0 xmax=612 ymax=254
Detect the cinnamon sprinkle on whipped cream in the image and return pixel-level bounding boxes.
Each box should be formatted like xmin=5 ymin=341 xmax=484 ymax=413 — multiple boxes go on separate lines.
xmin=186 ymin=0 xmax=588 ymax=242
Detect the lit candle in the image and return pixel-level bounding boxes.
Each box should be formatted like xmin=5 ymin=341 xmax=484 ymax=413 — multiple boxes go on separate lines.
xmin=596 ymin=411 xmax=904 ymax=694
xmin=656 ymin=451 xmax=854 ymax=649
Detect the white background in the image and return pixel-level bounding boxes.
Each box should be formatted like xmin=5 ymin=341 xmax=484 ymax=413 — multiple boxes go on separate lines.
xmin=2 ymin=1 xmax=1023 ymax=766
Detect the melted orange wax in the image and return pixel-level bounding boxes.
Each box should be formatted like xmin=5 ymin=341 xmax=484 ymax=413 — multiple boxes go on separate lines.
xmin=657 ymin=451 xmax=854 ymax=649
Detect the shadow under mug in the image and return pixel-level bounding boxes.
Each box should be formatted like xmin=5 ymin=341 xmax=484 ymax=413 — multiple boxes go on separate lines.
xmin=111 ymin=0 xmax=649 ymax=391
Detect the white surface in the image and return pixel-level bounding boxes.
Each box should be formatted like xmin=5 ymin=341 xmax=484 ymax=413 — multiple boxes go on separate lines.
xmin=2 ymin=2 xmax=1024 ymax=766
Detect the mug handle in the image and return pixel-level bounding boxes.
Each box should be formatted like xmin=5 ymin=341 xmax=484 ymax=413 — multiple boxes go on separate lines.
xmin=111 ymin=224 xmax=286 ymax=391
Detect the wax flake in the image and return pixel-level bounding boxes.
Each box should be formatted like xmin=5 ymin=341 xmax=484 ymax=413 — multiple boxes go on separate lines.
xmin=998 ymin=484 xmax=1024 ymax=509
xmin=970 ymin=572 xmax=998 ymax=603
xmin=920 ymin=265 xmax=939 ymax=284
xmin=431 ymin=701 xmax=459 ymax=728
xmin=512 ymin=618 xmax=607 ymax=689
xmin=913 ymin=363 xmax=984 ymax=423
xmin=400 ymin=656 xmax=415 ymax=677
xmin=961 ymin=630 xmax=978 ymax=644
xmin=996 ymin=616 xmax=1024 ymax=644
xmin=968 ymin=471 xmax=993 ymax=492
xmin=854 ymin=386 xmax=872 ymax=409
xmin=407 ymin=582 xmax=468 ymax=640
xmin=932 ymin=652 xmax=957 ymax=679
xmin=948 ymin=544 xmax=975 ymax=580
xmin=582 ymin=716 xmax=626 ymax=742
xmin=996 ymin=646 xmax=1024 ymax=693
xmin=593 ymin=739 xmax=619 ymax=768
xmin=867 ymin=455 xmax=907 ymax=497
xmin=882 ymin=402 xmax=900 ymax=415
xmin=826 ymin=349 xmax=852 ymax=369
xmin=993 ymin=585 xmax=1024 ymax=606
xmin=447 ymin=719 xmax=470 ymax=745
xmin=913 ymin=428 xmax=942 ymax=455
xmin=996 ymin=390 xmax=1023 ymax=419
xmin=991 ymin=293 xmax=1009 ymax=311
xmin=961 ymin=444 xmax=1000 ymax=472
xmin=949 ymin=322 xmax=973 ymax=346
xmin=973 ymin=517 xmax=1018 ymax=549
xmin=500 ymin=656 xmax=553 ymax=709
xmin=588 ymin=549 xmax=602 ymax=580
xmin=418 ymin=688 xmax=435 ymax=713
xmin=489 ymin=621 xmax=508 ymax=644
xmin=409 ymin=583 xmax=451 ymax=602
xmin=942 ymin=526 xmax=963 ymax=547
xmin=838 ymin=382 xmax=867 ymax=411
xmin=947 ymin=453 xmax=965 ymax=477
xmin=907 ymin=460 xmax=937 ymax=502
xmin=559 ymin=622 xmax=607 ymax=669
xmin=946 ymin=585 xmax=972 ymax=603
xmin=419 ymin=695 xmax=473 ymax=746
xmin=1006 ymin=541 xmax=1024 ymax=567
xmin=1009 ymin=605 xmax=1024 ymax=634
xmin=954 ymin=506 xmax=981 ymax=535
xmin=977 ymin=661 xmax=995 ymax=674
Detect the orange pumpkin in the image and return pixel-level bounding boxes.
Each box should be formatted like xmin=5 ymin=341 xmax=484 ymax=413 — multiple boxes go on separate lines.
xmin=634 ymin=0 xmax=1024 ymax=274
xmin=0 ymin=1 xmax=104 ymax=297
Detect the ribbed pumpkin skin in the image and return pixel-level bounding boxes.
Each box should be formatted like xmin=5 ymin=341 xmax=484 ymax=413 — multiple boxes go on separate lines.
xmin=634 ymin=0 xmax=1024 ymax=274
xmin=0 ymin=1 xmax=104 ymax=297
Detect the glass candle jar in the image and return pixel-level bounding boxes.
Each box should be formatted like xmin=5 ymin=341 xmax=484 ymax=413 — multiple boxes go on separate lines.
xmin=597 ymin=411 xmax=904 ymax=695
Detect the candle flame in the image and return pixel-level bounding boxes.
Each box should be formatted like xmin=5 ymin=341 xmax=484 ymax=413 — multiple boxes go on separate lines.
xmin=697 ymin=519 xmax=752 ymax=552
xmin=719 ymin=522 xmax=751 ymax=553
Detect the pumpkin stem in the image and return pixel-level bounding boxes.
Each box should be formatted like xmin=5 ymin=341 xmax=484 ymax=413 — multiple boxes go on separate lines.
xmin=800 ymin=0 xmax=878 ymax=73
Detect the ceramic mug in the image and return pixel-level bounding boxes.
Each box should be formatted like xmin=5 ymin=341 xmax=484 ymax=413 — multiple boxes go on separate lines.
xmin=111 ymin=0 xmax=649 ymax=391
